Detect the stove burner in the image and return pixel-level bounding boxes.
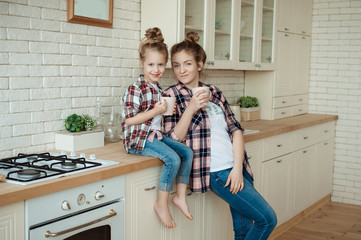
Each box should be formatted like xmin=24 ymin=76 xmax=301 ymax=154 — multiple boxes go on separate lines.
xmin=17 ymin=169 xmax=41 ymax=180
xmin=61 ymin=161 xmax=77 ymax=169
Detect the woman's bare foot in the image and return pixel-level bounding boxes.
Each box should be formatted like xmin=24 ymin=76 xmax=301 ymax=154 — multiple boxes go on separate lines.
xmin=172 ymin=195 xmax=193 ymax=220
xmin=154 ymin=201 xmax=176 ymax=228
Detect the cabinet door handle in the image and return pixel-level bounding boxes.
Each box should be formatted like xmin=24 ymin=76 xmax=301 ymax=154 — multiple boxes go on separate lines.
xmin=144 ymin=186 xmax=156 ymax=191
xmin=303 ymin=136 xmax=308 ymax=139
xmin=277 ymin=159 xmax=282 ymax=163
xmin=324 ymin=142 xmax=329 ymax=146
xmin=299 ymin=98 xmax=303 ymax=102
xmin=277 ymin=144 xmax=283 ymax=147
xmin=284 ymin=33 xmax=289 ymax=37
xmin=282 ymin=100 xmax=286 ymax=104
xmin=281 ymin=112 xmax=286 ymax=114
xmin=284 ymin=28 xmax=289 ymax=31
xmin=324 ymin=130 xmax=329 ymax=133
xmin=303 ymin=150 xmax=308 ymax=153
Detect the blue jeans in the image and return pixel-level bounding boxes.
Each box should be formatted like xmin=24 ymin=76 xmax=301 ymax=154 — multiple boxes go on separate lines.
xmin=210 ymin=168 xmax=277 ymax=240
xmin=128 ymin=135 xmax=193 ymax=191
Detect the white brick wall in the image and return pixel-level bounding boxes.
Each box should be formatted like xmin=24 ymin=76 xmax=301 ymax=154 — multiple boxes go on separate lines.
xmin=0 ymin=0 xmax=244 ymax=157
xmin=311 ymin=0 xmax=361 ymax=205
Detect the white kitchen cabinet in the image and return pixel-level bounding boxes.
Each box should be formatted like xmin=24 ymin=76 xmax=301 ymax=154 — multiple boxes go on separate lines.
xmin=245 ymin=30 xmax=311 ymax=120
xmin=0 ymin=201 xmax=24 ymax=240
xmin=204 ymin=191 xmax=233 ymax=240
xmin=245 ymin=140 xmax=263 ymax=192
xmin=141 ymin=0 xmax=275 ymax=70
xmin=290 ymin=146 xmax=314 ymax=217
xmin=314 ymin=139 xmax=334 ymax=202
xmin=125 ymin=166 xmax=205 ymax=240
xmin=276 ymin=0 xmax=313 ymax=36
xmin=262 ymin=154 xmax=292 ymax=225
xmin=236 ymin=0 xmax=276 ymax=70
xmin=125 ymin=167 xmax=167 ymax=240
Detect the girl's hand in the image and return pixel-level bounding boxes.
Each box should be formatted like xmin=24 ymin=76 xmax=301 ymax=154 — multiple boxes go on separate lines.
xmin=225 ymin=168 xmax=244 ymax=194
xmin=153 ymin=101 xmax=167 ymax=115
xmin=189 ymin=90 xmax=210 ymax=113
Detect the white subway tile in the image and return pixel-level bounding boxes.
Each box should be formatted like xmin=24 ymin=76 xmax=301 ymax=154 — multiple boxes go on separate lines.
xmin=61 ymin=87 xmax=88 ymax=98
xmin=0 ymin=136 xmax=31 ymax=151
xmin=31 ymin=88 xmax=61 ymax=100
xmin=29 ymin=42 xmax=60 ymax=54
xmin=9 ymin=77 xmax=43 ymax=89
xmin=9 ymin=3 xmax=41 ymax=18
xmin=13 ymin=123 xmax=44 ymax=137
xmin=0 ymin=113 xmax=31 ymax=127
xmin=10 ymin=100 xmax=43 ymax=113
xmin=9 ymin=53 xmax=42 ymax=65
xmin=29 ymin=66 xmax=60 ymax=77
xmin=43 ymin=54 xmax=72 ymax=65
xmin=43 ymin=98 xmax=71 ymax=110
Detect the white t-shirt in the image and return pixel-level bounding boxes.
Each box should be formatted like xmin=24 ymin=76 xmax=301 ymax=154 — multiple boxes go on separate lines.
xmin=206 ymin=102 xmax=234 ymax=172
xmin=149 ymin=83 xmax=162 ymax=131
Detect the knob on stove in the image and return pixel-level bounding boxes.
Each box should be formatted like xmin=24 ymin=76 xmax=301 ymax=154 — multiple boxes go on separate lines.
xmin=61 ymin=200 xmax=71 ymax=210
xmin=94 ymin=191 xmax=104 ymax=200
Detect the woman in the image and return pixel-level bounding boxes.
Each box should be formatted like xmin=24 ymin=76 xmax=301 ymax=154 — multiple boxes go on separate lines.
xmin=164 ymin=32 xmax=277 ymax=240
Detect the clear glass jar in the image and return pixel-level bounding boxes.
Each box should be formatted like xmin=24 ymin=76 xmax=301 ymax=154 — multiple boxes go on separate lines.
xmin=103 ymin=112 xmax=121 ymax=142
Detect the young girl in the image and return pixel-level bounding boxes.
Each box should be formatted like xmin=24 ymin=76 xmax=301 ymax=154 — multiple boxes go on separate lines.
xmin=164 ymin=32 xmax=277 ymax=239
xmin=121 ymin=28 xmax=194 ymax=229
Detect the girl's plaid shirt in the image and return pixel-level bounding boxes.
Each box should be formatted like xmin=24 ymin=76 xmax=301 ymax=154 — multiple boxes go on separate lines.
xmin=164 ymin=81 xmax=253 ymax=193
xmin=121 ymin=75 xmax=163 ymax=152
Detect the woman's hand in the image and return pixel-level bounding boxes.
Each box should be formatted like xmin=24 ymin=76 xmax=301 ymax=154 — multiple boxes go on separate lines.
xmin=225 ymin=167 xmax=244 ymax=194
xmin=188 ymin=90 xmax=210 ymax=113
xmin=153 ymin=101 xmax=167 ymax=115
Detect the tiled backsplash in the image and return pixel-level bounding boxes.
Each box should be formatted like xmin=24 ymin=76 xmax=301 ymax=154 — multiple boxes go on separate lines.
xmin=0 ymin=0 xmax=245 ymax=157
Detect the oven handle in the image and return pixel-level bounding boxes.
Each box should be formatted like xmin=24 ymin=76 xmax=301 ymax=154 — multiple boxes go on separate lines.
xmin=44 ymin=209 xmax=117 ymax=238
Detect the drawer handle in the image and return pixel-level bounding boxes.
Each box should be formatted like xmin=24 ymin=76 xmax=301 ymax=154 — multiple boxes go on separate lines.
xmin=303 ymin=150 xmax=308 ymax=153
xmin=281 ymin=112 xmax=286 ymax=114
xmin=277 ymin=144 xmax=283 ymax=147
xmin=282 ymin=101 xmax=286 ymax=104
xmin=144 ymin=186 xmax=156 ymax=191
xmin=284 ymin=28 xmax=289 ymax=31
xmin=299 ymin=98 xmax=303 ymax=102
xmin=324 ymin=142 xmax=328 ymax=146
xmin=303 ymin=136 xmax=308 ymax=139
xmin=324 ymin=130 xmax=329 ymax=133
xmin=277 ymin=159 xmax=282 ymax=163
xmin=298 ymin=109 xmax=303 ymax=112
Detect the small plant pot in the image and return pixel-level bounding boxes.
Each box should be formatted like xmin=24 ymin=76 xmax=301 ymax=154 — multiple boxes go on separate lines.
xmin=55 ymin=128 xmax=104 ymax=151
xmin=241 ymin=107 xmax=260 ymax=122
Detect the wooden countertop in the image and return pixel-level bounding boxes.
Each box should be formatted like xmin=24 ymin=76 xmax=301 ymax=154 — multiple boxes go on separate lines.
xmin=0 ymin=113 xmax=338 ymax=207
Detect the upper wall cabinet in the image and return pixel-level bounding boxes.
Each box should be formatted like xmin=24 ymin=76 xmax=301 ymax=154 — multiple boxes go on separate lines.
xmin=276 ymin=0 xmax=313 ymax=35
xmin=141 ymin=0 xmax=276 ymax=70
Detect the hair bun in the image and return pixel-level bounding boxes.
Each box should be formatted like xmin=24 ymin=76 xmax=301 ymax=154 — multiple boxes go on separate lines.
xmin=185 ymin=32 xmax=200 ymax=44
xmin=144 ymin=27 xmax=164 ymax=43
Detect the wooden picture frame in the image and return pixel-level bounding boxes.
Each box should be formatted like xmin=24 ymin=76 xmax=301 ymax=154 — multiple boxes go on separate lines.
xmin=67 ymin=0 xmax=113 ymax=28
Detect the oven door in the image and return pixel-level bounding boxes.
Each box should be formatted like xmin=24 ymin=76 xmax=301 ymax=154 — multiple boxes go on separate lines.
xmin=28 ymin=199 xmax=124 ymax=240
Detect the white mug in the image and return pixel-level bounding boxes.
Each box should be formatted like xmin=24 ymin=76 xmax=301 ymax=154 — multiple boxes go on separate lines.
xmin=191 ymin=86 xmax=211 ymax=106
xmin=160 ymin=96 xmax=176 ymax=116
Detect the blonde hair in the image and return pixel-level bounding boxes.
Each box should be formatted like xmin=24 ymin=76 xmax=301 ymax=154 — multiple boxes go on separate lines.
xmin=139 ymin=27 xmax=168 ymax=62
xmin=170 ymin=32 xmax=207 ymax=65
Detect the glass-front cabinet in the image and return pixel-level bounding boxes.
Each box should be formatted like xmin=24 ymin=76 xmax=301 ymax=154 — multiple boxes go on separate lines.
xmin=141 ymin=0 xmax=275 ymax=70
xmin=236 ymin=0 xmax=275 ymax=70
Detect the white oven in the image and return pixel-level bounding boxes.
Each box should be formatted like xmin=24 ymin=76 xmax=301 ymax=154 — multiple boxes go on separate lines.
xmin=25 ymin=175 xmax=125 ymax=240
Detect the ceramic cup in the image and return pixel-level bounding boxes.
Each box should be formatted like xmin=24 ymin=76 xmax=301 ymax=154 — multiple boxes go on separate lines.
xmin=192 ymin=86 xmax=211 ymax=106
xmin=160 ymin=96 xmax=176 ymax=116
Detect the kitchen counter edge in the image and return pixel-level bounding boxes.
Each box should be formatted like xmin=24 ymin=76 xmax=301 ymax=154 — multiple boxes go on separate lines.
xmin=0 ymin=113 xmax=338 ymax=207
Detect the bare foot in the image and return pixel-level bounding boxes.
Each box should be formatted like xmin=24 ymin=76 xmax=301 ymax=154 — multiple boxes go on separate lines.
xmin=154 ymin=201 xmax=176 ymax=228
xmin=172 ymin=195 xmax=193 ymax=220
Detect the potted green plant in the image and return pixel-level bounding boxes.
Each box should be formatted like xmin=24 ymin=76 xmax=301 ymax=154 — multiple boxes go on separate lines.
xmin=55 ymin=113 xmax=104 ymax=151
xmin=237 ymin=96 xmax=260 ymax=122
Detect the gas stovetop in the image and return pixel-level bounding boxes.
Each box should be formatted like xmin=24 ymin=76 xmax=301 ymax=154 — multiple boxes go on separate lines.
xmin=0 ymin=152 xmax=119 ymax=185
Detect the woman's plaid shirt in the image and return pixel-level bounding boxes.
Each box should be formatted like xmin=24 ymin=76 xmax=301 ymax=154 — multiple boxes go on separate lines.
xmin=121 ymin=75 xmax=163 ymax=152
xmin=164 ymin=81 xmax=253 ymax=193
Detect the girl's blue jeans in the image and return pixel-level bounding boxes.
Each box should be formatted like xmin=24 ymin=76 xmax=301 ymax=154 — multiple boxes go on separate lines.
xmin=128 ymin=135 xmax=193 ymax=192
xmin=210 ymin=168 xmax=277 ymax=240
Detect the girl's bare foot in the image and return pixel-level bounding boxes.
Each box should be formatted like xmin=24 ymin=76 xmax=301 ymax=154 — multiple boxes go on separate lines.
xmin=172 ymin=195 xmax=193 ymax=220
xmin=154 ymin=201 xmax=176 ymax=228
